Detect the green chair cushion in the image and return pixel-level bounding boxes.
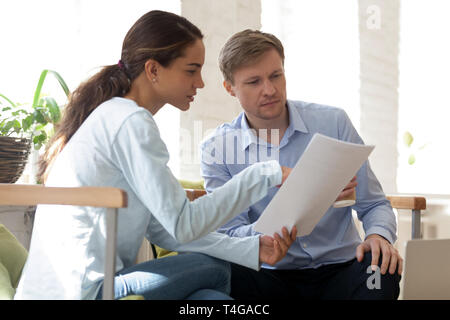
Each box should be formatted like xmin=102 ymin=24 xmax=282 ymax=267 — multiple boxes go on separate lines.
xmin=0 ymin=224 xmax=28 ymax=299
xmin=0 ymin=263 xmax=15 ymax=300
xmin=178 ymin=179 xmax=205 ymax=190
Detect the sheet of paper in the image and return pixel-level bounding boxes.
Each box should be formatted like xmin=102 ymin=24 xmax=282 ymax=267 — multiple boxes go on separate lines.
xmin=254 ymin=133 xmax=374 ymax=237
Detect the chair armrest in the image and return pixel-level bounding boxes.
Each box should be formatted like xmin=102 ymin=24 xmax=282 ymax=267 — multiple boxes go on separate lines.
xmin=386 ymin=195 xmax=426 ymax=211
xmin=386 ymin=195 xmax=426 ymax=240
xmin=0 ymin=184 xmax=127 ymax=208
xmin=0 ymin=184 xmax=127 ymax=300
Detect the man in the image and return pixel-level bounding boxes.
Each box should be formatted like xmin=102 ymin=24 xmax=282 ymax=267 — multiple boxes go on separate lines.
xmin=200 ymin=29 xmax=402 ymax=300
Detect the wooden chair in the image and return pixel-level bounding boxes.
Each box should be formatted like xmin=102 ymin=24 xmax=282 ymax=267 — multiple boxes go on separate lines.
xmin=387 ymin=195 xmax=426 ymax=239
xmin=0 ymin=183 xmax=127 ymax=300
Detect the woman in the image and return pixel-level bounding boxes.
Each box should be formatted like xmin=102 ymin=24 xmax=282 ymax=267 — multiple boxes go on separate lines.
xmin=14 ymin=10 xmax=295 ymax=300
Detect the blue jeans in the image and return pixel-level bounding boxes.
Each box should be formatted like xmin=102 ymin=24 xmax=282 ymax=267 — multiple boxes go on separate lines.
xmin=96 ymin=252 xmax=233 ymax=300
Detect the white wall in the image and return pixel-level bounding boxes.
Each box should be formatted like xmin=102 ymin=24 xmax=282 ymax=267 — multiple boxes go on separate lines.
xmin=179 ymin=0 xmax=262 ymax=180
xmin=358 ymin=0 xmax=400 ymax=194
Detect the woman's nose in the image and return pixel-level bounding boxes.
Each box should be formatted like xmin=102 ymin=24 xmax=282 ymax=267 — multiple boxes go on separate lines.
xmin=195 ymin=74 xmax=205 ymax=89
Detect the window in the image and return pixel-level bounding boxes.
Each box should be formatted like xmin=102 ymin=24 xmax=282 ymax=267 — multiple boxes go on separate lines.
xmin=261 ymin=0 xmax=360 ymax=130
xmin=397 ymin=0 xmax=450 ymax=194
xmin=0 ymin=0 xmax=181 ymax=181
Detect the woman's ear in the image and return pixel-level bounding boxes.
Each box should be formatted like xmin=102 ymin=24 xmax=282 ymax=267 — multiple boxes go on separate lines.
xmin=223 ymin=80 xmax=236 ymax=97
xmin=144 ymin=59 xmax=159 ymax=83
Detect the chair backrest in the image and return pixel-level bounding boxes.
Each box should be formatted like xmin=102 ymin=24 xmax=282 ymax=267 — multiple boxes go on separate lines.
xmin=0 ymin=183 xmax=127 ymax=300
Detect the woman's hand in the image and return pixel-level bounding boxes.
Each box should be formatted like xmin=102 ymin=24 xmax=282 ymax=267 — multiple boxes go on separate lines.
xmin=276 ymin=166 xmax=292 ymax=187
xmin=259 ymin=226 xmax=297 ymax=265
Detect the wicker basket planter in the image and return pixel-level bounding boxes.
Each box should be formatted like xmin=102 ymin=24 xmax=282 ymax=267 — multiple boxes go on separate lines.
xmin=0 ymin=136 xmax=32 ymax=183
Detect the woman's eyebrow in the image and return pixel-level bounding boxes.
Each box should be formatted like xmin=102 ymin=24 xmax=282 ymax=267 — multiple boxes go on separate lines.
xmin=186 ymin=63 xmax=202 ymax=67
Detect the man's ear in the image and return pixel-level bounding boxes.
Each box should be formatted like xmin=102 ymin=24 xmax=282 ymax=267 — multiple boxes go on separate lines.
xmin=223 ymin=80 xmax=236 ymax=97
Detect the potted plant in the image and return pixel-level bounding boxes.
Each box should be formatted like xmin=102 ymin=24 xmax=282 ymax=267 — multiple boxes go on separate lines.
xmin=0 ymin=69 xmax=70 ymax=183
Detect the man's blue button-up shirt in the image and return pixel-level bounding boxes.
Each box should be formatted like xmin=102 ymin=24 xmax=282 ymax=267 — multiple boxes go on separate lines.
xmin=200 ymin=100 xmax=397 ymax=270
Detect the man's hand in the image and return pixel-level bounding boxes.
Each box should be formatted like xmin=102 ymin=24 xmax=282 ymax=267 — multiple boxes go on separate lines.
xmin=356 ymin=234 xmax=403 ymax=275
xmin=259 ymin=226 xmax=297 ymax=265
xmin=335 ymin=176 xmax=357 ymax=202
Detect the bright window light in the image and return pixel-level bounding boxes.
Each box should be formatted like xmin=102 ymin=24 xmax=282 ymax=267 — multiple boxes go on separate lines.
xmin=397 ymin=0 xmax=450 ymax=195
xmin=261 ymin=0 xmax=360 ymax=130
xmin=0 ymin=0 xmax=181 ymax=178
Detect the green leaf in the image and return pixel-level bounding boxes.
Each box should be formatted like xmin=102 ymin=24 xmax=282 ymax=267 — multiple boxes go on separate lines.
xmin=2 ymin=120 xmax=15 ymax=133
xmin=22 ymin=115 xmax=33 ymax=132
xmin=13 ymin=121 xmax=22 ymax=134
xmin=403 ymin=131 xmax=414 ymax=147
xmin=33 ymin=109 xmax=47 ymax=125
xmin=32 ymin=69 xmax=70 ymax=108
xmin=408 ymin=154 xmax=416 ymax=165
xmin=32 ymin=70 xmax=48 ymax=107
xmin=43 ymin=96 xmax=61 ymax=123
xmin=48 ymin=70 xmax=70 ymax=97
xmin=34 ymin=123 xmax=46 ymax=131
xmin=33 ymin=132 xmax=47 ymax=149
xmin=0 ymin=93 xmax=17 ymax=107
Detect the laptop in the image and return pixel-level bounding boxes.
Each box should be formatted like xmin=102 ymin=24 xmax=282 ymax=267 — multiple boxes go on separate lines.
xmin=402 ymin=238 xmax=450 ymax=300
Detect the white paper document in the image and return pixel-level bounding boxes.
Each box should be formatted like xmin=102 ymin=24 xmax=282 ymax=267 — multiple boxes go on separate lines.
xmin=254 ymin=133 xmax=375 ymax=237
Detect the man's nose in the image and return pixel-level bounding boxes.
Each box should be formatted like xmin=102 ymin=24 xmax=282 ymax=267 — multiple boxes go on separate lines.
xmin=262 ymin=79 xmax=276 ymax=95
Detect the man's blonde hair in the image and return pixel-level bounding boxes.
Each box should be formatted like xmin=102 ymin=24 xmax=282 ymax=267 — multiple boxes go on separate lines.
xmin=219 ymin=29 xmax=285 ymax=84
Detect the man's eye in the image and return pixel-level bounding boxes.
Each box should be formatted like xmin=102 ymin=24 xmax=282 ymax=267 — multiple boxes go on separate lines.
xmin=187 ymin=70 xmax=196 ymax=74
xmin=246 ymin=80 xmax=259 ymax=85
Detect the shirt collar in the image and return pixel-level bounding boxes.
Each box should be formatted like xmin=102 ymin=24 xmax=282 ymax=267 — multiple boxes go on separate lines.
xmin=239 ymin=100 xmax=309 ymax=150
xmin=285 ymin=100 xmax=309 ymax=137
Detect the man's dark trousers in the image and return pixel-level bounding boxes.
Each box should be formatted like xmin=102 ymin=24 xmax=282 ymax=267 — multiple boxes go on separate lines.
xmin=230 ymin=252 xmax=400 ymax=300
